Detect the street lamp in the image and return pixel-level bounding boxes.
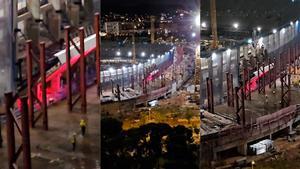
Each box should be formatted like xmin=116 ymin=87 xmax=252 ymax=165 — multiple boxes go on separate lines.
xmin=272 ymin=29 xmax=277 ymax=34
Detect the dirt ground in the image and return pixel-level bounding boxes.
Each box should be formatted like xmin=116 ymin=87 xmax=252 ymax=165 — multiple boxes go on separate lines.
xmin=254 ymin=134 xmax=300 ymax=169
xmin=0 ymin=86 xmax=100 ymax=169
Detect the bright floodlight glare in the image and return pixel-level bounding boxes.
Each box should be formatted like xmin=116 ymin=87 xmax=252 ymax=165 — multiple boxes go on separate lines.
xmin=122 ymin=66 xmax=126 ymax=70
xmin=247 ymin=38 xmax=253 ymax=44
xmin=201 ymin=22 xmax=207 ymax=28
xmin=257 ymin=26 xmax=262 ymax=32
xmin=196 ymin=14 xmax=200 ymax=26
xmin=233 ymin=23 xmax=239 ymax=29
xmin=282 ymin=28 xmax=286 ymax=34
xmin=197 ymin=45 xmax=200 ymax=52
xmin=116 ymin=51 xmax=121 ymax=56
xmin=151 ymin=54 xmax=154 ymax=57
xmin=192 ymin=32 xmax=196 ymax=37
xmin=290 ymin=21 xmax=294 ymax=26
xmin=109 ymin=67 xmax=114 ymax=72
xmin=258 ymin=37 xmax=264 ymax=47
xmin=141 ymin=52 xmax=146 ymax=57
xmin=272 ymin=29 xmax=277 ymax=34
xmin=128 ymin=51 xmax=132 ymax=56
xmin=226 ymin=49 xmax=231 ymax=55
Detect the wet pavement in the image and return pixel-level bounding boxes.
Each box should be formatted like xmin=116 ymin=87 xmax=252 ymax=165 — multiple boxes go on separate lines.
xmin=0 ymin=86 xmax=100 ymax=169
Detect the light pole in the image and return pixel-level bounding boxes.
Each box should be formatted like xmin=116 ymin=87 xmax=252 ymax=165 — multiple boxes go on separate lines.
xmin=251 ymin=160 xmax=255 ymax=169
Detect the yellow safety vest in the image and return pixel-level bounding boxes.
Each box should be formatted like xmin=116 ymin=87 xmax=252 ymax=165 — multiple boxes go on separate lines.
xmin=80 ymin=120 xmax=86 ymax=127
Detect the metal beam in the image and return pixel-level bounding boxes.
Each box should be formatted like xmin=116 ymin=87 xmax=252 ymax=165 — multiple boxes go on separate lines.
xmin=26 ymin=41 xmax=34 ymax=128
xmin=94 ymin=13 xmax=100 ymax=96
xmin=39 ymin=42 xmax=48 ymax=130
xmin=65 ymin=26 xmax=72 ymax=112
xmin=79 ymin=27 xmax=87 ymax=114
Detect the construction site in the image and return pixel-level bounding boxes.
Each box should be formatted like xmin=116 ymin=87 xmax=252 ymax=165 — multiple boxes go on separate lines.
xmin=101 ymin=0 xmax=300 ymax=168
xmin=0 ymin=1 xmax=100 ymax=169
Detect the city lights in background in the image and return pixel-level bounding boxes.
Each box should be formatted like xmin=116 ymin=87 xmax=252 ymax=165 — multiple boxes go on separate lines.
xmin=116 ymin=51 xmax=121 ymax=56
xmin=141 ymin=52 xmax=146 ymax=57
xmin=201 ymin=22 xmax=207 ymax=28
xmin=272 ymin=29 xmax=277 ymax=34
xmin=128 ymin=51 xmax=132 ymax=57
xmin=109 ymin=67 xmax=115 ymax=73
xmin=192 ymin=32 xmax=196 ymax=37
xmin=247 ymin=38 xmax=253 ymax=44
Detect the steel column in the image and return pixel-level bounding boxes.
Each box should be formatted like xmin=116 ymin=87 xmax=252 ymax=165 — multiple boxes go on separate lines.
xmin=26 ymin=41 xmax=34 ymax=127
xmin=65 ymin=26 xmax=72 ymax=112
xmin=280 ymin=72 xmax=291 ymax=108
xmin=20 ymin=96 xmax=32 ymax=169
xmin=5 ymin=93 xmax=15 ymax=169
xmin=268 ymin=58 xmax=272 ymax=88
xmin=230 ymin=74 xmax=234 ymax=107
xmin=94 ymin=13 xmax=100 ymax=96
xmin=235 ymin=86 xmax=245 ymax=126
xmin=79 ymin=27 xmax=87 ymax=114
xmin=131 ymin=67 xmax=134 ymax=89
xmin=226 ymin=72 xmax=230 ymax=106
xmin=210 ymin=78 xmax=214 ymax=113
xmin=206 ymin=77 xmax=214 ymax=113
xmin=39 ymin=42 xmax=48 ymax=130
xmin=243 ymin=69 xmax=251 ymax=101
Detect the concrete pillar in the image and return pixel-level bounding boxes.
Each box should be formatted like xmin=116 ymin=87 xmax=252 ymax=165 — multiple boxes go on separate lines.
xmin=83 ymin=0 xmax=94 ymax=16
xmin=26 ymin=0 xmax=40 ymax=48
xmin=67 ymin=3 xmax=80 ymax=26
xmin=237 ymin=143 xmax=247 ymax=156
xmin=48 ymin=0 xmax=62 ymax=41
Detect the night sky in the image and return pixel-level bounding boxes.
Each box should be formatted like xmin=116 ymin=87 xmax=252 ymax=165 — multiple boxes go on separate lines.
xmin=102 ymin=0 xmax=200 ymax=14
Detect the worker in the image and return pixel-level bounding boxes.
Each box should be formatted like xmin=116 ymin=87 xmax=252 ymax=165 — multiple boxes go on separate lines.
xmin=71 ymin=133 xmax=76 ymax=151
xmin=80 ymin=119 xmax=87 ymax=136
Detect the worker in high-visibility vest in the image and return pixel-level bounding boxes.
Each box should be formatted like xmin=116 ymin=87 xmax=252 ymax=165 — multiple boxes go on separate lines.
xmin=80 ymin=119 xmax=87 ymax=136
xmin=71 ymin=133 xmax=76 ymax=151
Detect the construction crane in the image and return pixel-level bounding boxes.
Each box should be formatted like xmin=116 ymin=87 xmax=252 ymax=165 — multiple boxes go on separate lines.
xmin=210 ymin=0 xmax=218 ymax=49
